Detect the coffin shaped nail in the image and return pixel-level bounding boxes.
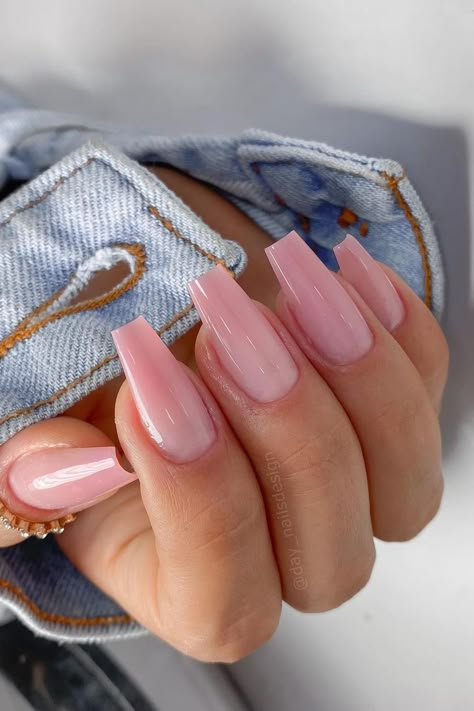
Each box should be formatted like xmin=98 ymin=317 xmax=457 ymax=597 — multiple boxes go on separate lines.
xmin=334 ymin=234 xmax=405 ymax=331
xmin=112 ymin=316 xmax=216 ymax=463
xmin=188 ymin=265 xmax=298 ymax=402
xmin=265 ymin=231 xmax=373 ymax=365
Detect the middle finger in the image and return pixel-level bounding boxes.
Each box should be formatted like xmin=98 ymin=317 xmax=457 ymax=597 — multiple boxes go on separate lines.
xmin=189 ymin=266 xmax=375 ymax=613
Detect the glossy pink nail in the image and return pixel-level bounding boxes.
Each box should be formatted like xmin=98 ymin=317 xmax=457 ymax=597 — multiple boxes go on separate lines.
xmin=112 ymin=316 xmax=216 ymax=463
xmin=188 ymin=265 xmax=298 ymax=402
xmin=334 ymin=234 xmax=405 ymax=331
xmin=8 ymin=447 xmax=136 ymax=511
xmin=265 ymin=231 xmax=373 ymax=365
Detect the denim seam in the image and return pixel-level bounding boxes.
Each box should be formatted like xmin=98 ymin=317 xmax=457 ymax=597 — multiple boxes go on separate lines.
xmin=0 ymin=155 xmax=233 ymax=267
xmin=380 ymin=171 xmax=432 ymax=306
xmin=242 ymin=135 xmax=375 ymax=167
xmin=0 ymin=579 xmax=133 ymax=626
xmin=0 ymin=243 xmax=147 ymax=360
xmin=0 ymin=158 xmax=94 ymax=228
xmin=147 ymin=205 xmax=229 ymax=268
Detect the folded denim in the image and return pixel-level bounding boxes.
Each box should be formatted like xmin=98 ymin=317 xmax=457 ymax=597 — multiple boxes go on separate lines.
xmin=0 ymin=90 xmax=444 ymax=641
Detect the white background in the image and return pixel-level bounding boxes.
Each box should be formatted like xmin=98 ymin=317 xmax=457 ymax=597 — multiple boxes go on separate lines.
xmin=1 ymin=1 xmax=474 ymax=709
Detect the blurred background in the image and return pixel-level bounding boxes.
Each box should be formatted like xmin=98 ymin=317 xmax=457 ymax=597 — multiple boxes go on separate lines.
xmin=1 ymin=1 xmax=473 ymax=709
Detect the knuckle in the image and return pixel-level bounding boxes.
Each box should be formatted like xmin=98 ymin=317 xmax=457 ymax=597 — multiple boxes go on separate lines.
xmin=167 ymin=599 xmax=281 ymax=663
xmin=160 ymin=468 xmax=263 ymax=560
xmin=414 ymin=475 xmax=445 ymax=533
xmin=187 ymin=491 xmax=262 ymax=557
xmin=370 ymin=390 xmax=441 ymax=473
xmin=288 ymin=546 xmax=376 ymax=613
xmin=379 ymin=474 xmax=444 ymax=542
xmin=372 ymin=389 xmax=425 ymax=437
xmin=276 ymin=416 xmax=357 ymax=496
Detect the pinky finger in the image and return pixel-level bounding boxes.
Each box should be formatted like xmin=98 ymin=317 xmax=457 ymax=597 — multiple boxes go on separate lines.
xmin=334 ymin=234 xmax=449 ymax=412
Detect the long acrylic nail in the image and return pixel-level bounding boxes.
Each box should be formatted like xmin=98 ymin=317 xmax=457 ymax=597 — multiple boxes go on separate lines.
xmin=265 ymin=231 xmax=373 ymax=365
xmin=334 ymin=234 xmax=405 ymax=331
xmin=8 ymin=447 xmax=136 ymax=511
xmin=188 ymin=265 xmax=298 ymax=403
xmin=112 ymin=316 xmax=216 ymax=463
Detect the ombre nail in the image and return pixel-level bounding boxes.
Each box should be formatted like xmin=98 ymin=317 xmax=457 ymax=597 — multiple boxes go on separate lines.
xmin=265 ymin=231 xmax=373 ymax=365
xmin=334 ymin=234 xmax=405 ymax=331
xmin=112 ymin=316 xmax=216 ymax=463
xmin=8 ymin=447 xmax=136 ymax=511
xmin=188 ymin=265 xmax=298 ymax=402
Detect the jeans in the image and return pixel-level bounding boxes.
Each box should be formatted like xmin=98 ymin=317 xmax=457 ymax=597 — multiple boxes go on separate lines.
xmin=0 ymin=87 xmax=444 ymax=642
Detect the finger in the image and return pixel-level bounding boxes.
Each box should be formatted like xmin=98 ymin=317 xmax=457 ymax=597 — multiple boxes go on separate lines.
xmin=189 ymin=266 xmax=375 ymax=613
xmin=67 ymin=316 xmax=281 ymax=663
xmin=0 ymin=417 xmax=134 ymax=546
xmin=266 ymin=231 xmax=443 ymax=542
xmin=333 ymin=234 xmax=449 ymax=413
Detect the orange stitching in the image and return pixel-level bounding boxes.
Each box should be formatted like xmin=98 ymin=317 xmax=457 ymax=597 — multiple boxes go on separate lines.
xmin=380 ymin=171 xmax=432 ymax=308
xmin=298 ymin=214 xmax=310 ymax=233
xmin=0 ymin=159 xmax=94 ymax=229
xmin=359 ymin=222 xmax=369 ymax=238
xmin=0 ymin=579 xmax=133 ymax=626
xmin=337 ymin=207 xmax=358 ymax=229
xmin=0 ymin=353 xmax=116 ymax=426
xmin=0 ymin=302 xmax=195 ymax=427
xmin=147 ymin=205 xmax=228 ymax=267
xmin=0 ymin=243 xmax=147 ymax=360
xmin=157 ymin=302 xmax=194 ymax=334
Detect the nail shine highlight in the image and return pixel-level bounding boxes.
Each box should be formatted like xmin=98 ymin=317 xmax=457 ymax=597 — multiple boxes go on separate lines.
xmin=334 ymin=234 xmax=405 ymax=331
xmin=8 ymin=446 xmax=136 ymax=511
xmin=265 ymin=231 xmax=374 ymax=366
xmin=188 ymin=265 xmax=298 ymax=403
xmin=112 ymin=316 xmax=216 ymax=463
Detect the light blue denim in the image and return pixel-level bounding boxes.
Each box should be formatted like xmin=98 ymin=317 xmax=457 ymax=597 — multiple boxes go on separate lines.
xmin=0 ymin=88 xmax=444 ymax=641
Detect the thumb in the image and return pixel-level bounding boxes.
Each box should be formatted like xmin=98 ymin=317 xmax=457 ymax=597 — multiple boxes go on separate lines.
xmin=0 ymin=416 xmax=136 ymax=546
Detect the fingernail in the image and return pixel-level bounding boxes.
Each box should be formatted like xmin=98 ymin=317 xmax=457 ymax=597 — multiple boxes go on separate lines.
xmin=112 ymin=316 xmax=216 ymax=462
xmin=188 ymin=265 xmax=298 ymax=402
xmin=8 ymin=447 xmax=136 ymax=511
xmin=265 ymin=231 xmax=373 ymax=365
xmin=334 ymin=234 xmax=405 ymax=331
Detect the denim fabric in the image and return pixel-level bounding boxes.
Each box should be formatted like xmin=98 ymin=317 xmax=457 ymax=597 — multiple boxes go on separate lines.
xmin=0 ymin=140 xmax=246 ymax=445
xmin=0 ymin=92 xmax=444 ymax=642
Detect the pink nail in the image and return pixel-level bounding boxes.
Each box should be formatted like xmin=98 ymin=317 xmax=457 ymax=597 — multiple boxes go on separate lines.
xmin=8 ymin=447 xmax=136 ymax=511
xmin=265 ymin=231 xmax=373 ymax=365
xmin=334 ymin=234 xmax=405 ymax=331
xmin=112 ymin=316 xmax=216 ymax=463
xmin=188 ymin=265 xmax=298 ymax=402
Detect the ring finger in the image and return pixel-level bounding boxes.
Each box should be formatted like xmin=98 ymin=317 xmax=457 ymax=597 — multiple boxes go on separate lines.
xmin=265 ymin=231 xmax=444 ymax=542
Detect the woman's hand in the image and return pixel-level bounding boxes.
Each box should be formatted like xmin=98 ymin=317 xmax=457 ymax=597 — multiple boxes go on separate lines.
xmin=0 ymin=169 xmax=448 ymax=662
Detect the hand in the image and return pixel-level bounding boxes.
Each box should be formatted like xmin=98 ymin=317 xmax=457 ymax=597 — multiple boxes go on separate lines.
xmin=0 ymin=170 xmax=448 ymax=662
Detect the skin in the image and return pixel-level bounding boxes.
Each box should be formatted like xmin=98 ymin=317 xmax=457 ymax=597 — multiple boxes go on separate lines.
xmin=0 ymin=166 xmax=449 ymax=661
